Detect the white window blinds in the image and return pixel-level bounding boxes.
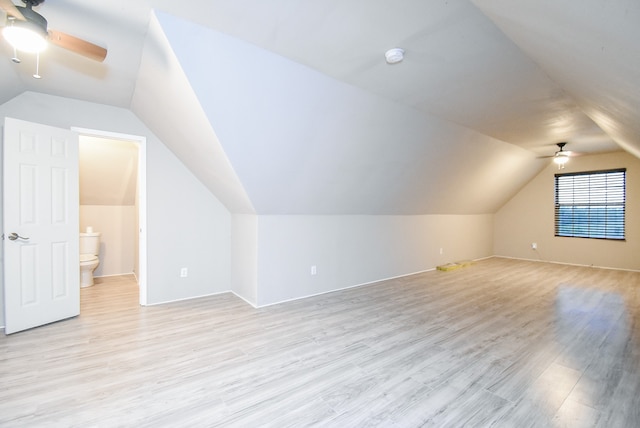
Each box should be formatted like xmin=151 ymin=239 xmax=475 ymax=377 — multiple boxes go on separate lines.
xmin=555 ymin=169 xmax=626 ymax=240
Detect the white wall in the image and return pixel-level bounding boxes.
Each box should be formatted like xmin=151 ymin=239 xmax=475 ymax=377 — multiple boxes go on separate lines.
xmin=146 ymin=149 xmax=231 ymax=304
xmin=80 ymin=205 xmax=136 ymax=277
xmin=255 ymin=214 xmax=494 ymax=306
xmin=0 ymin=92 xmax=232 ymax=318
xmin=231 ymin=214 xmax=258 ymax=305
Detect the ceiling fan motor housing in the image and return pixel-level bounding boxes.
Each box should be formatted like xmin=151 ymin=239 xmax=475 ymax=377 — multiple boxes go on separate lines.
xmin=23 ymin=0 xmax=45 ymax=7
xmin=14 ymin=5 xmax=48 ymax=36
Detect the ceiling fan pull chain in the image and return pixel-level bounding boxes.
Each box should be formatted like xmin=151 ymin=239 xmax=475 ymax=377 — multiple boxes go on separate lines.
xmin=11 ymin=46 xmax=21 ymax=64
xmin=33 ymin=52 xmax=41 ymax=79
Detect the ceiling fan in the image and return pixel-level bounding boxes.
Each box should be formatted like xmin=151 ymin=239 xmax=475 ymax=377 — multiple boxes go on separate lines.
xmin=543 ymin=142 xmax=574 ymax=169
xmin=0 ymin=0 xmax=106 ymax=63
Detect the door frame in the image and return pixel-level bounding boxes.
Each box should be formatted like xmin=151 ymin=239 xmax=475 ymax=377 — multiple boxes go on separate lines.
xmin=72 ymin=127 xmax=148 ymax=306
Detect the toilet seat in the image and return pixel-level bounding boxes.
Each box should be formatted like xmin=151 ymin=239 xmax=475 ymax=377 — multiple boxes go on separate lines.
xmin=80 ymin=254 xmax=98 ymax=265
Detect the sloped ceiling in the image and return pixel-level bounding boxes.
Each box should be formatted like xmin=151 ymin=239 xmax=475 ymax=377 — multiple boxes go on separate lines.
xmin=130 ymin=12 xmax=254 ymax=214
xmin=157 ymin=10 xmax=541 ymax=214
xmin=472 ymin=0 xmax=640 ymax=158
xmin=79 ymin=136 xmax=138 ymax=206
xmin=1 ymin=0 xmax=637 ymax=215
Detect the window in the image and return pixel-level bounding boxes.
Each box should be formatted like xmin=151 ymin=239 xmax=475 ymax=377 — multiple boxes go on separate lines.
xmin=555 ymin=169 xmax=626 ymax=240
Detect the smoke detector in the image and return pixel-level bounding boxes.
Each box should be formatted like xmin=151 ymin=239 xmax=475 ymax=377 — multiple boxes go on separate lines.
xmin=385 ymin=48 xmax=404 ymax=64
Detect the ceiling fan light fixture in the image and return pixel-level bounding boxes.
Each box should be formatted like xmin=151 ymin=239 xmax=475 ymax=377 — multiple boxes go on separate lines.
xmin=551 ymin=142 xmax=570 ymax=168
xmin=553 ymin=153 xmax=569 ymax=165
xmin=3 ymin=24 xmax=48 ymax=53
xmin=3 ymin=8 xmax=48 ymax=53
xmin=385 ymin=47 xmax=404 ymax=64
xmin=553 ymin=152 xmax=570 ymax=169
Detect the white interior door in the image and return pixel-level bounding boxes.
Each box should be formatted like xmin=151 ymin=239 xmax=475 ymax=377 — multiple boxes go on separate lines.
xmin=3 ymin=117 xmax=79 ymax=334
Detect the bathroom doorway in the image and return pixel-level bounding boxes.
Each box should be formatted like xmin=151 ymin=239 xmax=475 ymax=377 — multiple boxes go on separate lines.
xmin=75 ymin=128 xmax=147 ymax=306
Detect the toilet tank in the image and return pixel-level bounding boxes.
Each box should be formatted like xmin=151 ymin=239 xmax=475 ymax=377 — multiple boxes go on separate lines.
xmin=79 ymin=232 xmax=101 ymax=255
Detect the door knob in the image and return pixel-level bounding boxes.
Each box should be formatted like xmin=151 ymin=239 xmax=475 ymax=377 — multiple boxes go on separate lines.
xmin=8 ymin=232 xmax=29 ymax=241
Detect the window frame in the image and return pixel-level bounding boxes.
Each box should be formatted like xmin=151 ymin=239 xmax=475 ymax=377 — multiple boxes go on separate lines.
xmin=554 ymin=168 xmax=626 ymax=241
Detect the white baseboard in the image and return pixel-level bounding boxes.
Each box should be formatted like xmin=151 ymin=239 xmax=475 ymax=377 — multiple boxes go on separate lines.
xmin=146 ymin=290 xmax=232 ymax=306
xmin=252 ymin=255 xmax=503 ymax=308
xmin=231 ymin=291 xmax=258 ymax=308
xmin=94 ymin=272 xmax=136 ymax=279
xmin=492 ymin=255 xmax=640 ymax=273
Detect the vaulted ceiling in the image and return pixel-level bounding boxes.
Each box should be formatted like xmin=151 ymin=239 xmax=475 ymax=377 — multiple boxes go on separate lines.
xmin=1 ymin=0 xmax=637 ymax=215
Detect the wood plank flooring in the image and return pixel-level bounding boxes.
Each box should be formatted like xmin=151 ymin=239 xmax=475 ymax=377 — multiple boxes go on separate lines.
xmin=1 ymin=258 xmax=639 ymax=427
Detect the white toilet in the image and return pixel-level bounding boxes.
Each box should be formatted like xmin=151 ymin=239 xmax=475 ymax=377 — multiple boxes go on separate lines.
xmin=79 ymin=231 xmax=101 ymax=288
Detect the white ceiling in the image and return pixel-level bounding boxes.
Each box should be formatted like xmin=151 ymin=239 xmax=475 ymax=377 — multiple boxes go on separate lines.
xmin=1 ymin=0 xmax=637 ymax=214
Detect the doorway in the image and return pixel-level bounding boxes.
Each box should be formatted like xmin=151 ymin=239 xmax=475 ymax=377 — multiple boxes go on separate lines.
xmin=74 ymin=128 xmax=147 ymax=306
xmin=2 ymin=119 xmax=148 ymax=334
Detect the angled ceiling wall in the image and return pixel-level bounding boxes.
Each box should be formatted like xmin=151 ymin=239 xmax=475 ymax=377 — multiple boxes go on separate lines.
xmin=155 ymin=10 xmax=544 ymax=215
xmin=130 ymin=12 xmax=254 ymax=214
xmin=79 ymin=136 xmax=138 ymax=206
xmin=472 ymin=0 xmax=640 ymax=158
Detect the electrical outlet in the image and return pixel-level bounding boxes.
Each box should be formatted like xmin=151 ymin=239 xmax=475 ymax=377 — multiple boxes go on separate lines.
xmin=311 ymin=265 xmax=317 ymax=276
xmin=531 ymin=243 xmax=537 ymax=250
xmin=439 ymin=248 xmax=443 ymax=255
xmin=180 ymin=267 xmax=188 ymax=277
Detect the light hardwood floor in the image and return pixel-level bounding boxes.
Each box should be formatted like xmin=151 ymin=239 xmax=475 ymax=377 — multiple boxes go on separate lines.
xmin=1 ymin=258 xmax=639 ymax=427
